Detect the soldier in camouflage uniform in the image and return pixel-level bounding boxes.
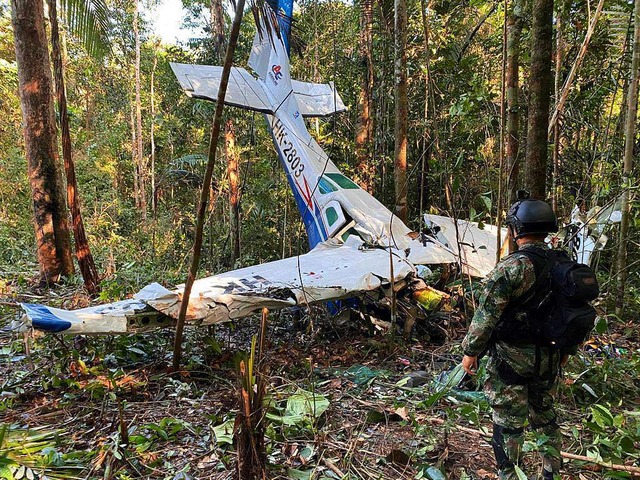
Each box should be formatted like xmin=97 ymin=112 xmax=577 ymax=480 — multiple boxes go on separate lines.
xmin=461 ymin=197 xmax=569 ymax=480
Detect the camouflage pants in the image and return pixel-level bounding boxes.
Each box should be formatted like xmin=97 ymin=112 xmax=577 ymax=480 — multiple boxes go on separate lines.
xmin=484 ymin=357 xmax=562 ymax=480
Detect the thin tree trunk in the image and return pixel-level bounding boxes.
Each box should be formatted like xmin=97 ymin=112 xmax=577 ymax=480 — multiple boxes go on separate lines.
xmin=551 ymin=1 xmax=565 ymax=211
xmin=134 ymin=0 xmax=146 ymax=221
xmin=394 ymin=0 xmax=408 ymax=223
xmin=524 ymin=0 xmax=554 ymax=199
xmin=505 ymin=0 xmax=523 ymax=203
xmin=130 ymin=102 xmax=139 ymax=208
xmin=456 ymin=3 xmax=498 ymax=63
xmin=11 ymin=0 xmax=74 ymax=283
xmin=212 ymin=0 xmax=239 ymax=264
xmin=225 ymin=119 xmax=241 ymax=264
xmin=497 ymin=0 xmax=507 ymax=263
xmin=151 ymin=41 xmax=158 ymax=215
xmin=419 ymin=0 xmax=432 ymax=213
xmin=548 ymin=0 xmax=606 ymax=134
xmin=355 ymin=0 xmax=374 ymax=194
xmin=48 ymin=0 xmax=99 ymax=294
xmin=173 ymin=0 xmax=245 ymax=370
xmin=616 ymin=0 xmax=640 ymax=316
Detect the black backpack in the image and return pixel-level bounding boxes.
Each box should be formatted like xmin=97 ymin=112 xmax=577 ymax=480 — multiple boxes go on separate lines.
xmin=495 ymin=248 xmax=600 ymax=350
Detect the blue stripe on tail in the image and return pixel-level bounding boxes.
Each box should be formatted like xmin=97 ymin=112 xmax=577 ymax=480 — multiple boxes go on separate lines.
xmin=267 ymin=0 xmax=293 ymax=54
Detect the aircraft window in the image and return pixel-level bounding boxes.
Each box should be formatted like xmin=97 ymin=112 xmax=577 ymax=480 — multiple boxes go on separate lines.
xmin=318 ymin=177 xmax=338 ymax=194
xmin=341 ymin=228 xmax=359 ymax=242
xmin=326 ymin=206 xmax=339 ymax=226
xmin=325 ymin=173 xmax=359 ymax=190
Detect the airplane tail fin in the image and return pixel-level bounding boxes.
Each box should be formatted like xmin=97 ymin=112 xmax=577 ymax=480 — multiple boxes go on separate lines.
xmin=265 ymin=0 xmax=293 ymax=54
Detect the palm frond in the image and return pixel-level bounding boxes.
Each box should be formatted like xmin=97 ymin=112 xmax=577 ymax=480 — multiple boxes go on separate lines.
xmin=604 ymin=4 xmax=633 ymax=51
xmin=59 ymin=0 xmax=111 ymax=59
xmin=170 ymin=154 xmax=208 ymax=169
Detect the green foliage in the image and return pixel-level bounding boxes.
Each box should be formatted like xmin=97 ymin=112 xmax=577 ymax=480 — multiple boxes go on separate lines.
xmin=0 ymin=425 xmax=90 ymax=479
xmin=580 ymin=403 xmax=640 ymax=466
xmin=129 ymin=418 xmax=191 ymax=453
xmin=59 ymin=0 xmax=111 ymax=58
xmin=266 ymin=389 xmax=330 ymax=428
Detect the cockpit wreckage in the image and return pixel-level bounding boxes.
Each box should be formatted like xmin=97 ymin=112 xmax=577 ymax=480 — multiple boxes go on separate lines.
xmin=16 ymin=0 xmax=620 ymax=336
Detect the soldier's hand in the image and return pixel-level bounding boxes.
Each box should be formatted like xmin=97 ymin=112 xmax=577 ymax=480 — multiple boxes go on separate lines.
xmin=462 ymin=355 xmax=478 ymax=375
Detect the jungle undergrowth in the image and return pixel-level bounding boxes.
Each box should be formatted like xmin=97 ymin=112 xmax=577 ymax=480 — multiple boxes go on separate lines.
xmin=1 ymin=284 xmax=639 ymax=479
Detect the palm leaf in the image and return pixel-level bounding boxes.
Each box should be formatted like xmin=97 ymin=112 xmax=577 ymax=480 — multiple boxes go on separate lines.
xmin=604 ymin=4 xmax=633 ymax=51
xmin=170 ymin=154 xmax=208 ymax=169
xmin=58 ymin=0 xmax=111 ymax=59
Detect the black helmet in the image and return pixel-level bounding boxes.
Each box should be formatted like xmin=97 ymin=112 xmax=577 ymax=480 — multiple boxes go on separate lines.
xmin=505 ymin=193 xmax=558 ymax=239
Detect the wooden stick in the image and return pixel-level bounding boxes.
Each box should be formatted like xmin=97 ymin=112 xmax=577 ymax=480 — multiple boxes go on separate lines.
xmin=0 ymin=301 xmax=21 ymax=307
xmin=323 ymin=459 xmax=346 ymax=478
xmin=172 ymin=0 xmax=245 ymax=370
xmin=560 ymin=452 xmax=640 ymax=477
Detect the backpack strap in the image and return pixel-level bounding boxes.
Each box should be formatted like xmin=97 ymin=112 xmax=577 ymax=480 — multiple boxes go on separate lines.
xmin=504 ymin=247 xmax=553 ymax=313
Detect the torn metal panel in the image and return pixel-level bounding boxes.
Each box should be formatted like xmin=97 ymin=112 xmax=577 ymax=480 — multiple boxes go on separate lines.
xmin=558 ymin=200 xmax=623 ymax=265
xmin=405 ymin=235 xmax=458 ymax=266
xmin=291 ymin=80 xmax=347 ymax=117
xmin=423 ymin=214 xmax=507 ymax=277
xmin=139 ymin=238 xmax=415 ymax=325
xmin=17 ymin=300 xmax=169 ymax=335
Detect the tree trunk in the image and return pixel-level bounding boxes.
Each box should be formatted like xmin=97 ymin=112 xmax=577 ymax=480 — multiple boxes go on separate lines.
xmin=211 ymin=0 xmax=226 ymax=57
xmin=551 ymin=0 xmax=565 ymax=211
xmin=616 ymin=0 xmax=640 ymax=316
xmin=355 ymin=0 xmax=374 ymax=194
xmin=133 ymin=0 xmax=146 ymax=221
xmin=48 ymin=0 xmax=99 ymax=295
xmin=497 ymin=0 xmax=507 ymax=261
xmin=212 ymin=0 xmax=240 ymax=264
xmin=506 ymin=0 xmax=523 ymax=203
xmin=225 ymin=119 xmax=241 ymax=264
xmin=11 ymin=0 xmax=74 ymax=284
xmin=524 ymin=0 xmax=554 ymax=200
xmin=394 ymin=0 xmax=408 ymax=223
xmin=130 ymin=103 xmax=139 ymax=209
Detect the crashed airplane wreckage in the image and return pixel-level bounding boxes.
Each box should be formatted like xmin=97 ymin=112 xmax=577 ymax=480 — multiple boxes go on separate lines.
xmin=16 ymin=0 xmax=616 ymax=335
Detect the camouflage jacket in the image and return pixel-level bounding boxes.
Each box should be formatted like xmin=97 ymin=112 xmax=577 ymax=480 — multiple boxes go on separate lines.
xmin=461 ymin=242 xmax=561 ymax=377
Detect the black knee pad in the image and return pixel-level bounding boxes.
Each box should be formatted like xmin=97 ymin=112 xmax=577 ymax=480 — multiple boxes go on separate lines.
xmin=491 ymin=424 xmax=523 ymax=470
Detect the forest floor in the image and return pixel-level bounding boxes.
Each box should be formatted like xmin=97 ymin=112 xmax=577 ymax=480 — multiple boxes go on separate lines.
xmin=1 ymin=283 xmax=639 ymax=480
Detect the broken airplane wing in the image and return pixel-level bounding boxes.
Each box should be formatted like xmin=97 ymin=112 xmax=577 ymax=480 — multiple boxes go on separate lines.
xmin=17 ymin=238 xmax=434 ymax=334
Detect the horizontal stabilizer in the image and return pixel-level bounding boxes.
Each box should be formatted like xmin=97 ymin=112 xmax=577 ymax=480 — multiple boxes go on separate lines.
xmin=170 ymin=62 xmax=346 ymax=117
xmin=170 ymin=63 xmax=274 ymax=113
